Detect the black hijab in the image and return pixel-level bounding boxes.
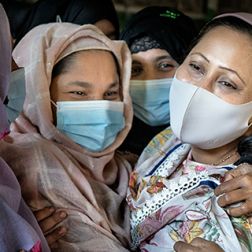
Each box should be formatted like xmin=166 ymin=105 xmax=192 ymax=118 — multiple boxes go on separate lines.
xmin=119 ymin=7 xmax=198 ymax=156
xmin=120 ymin=6 xmax=198 ymax=64
xmin=4 ymin=0 xmax=119 ymax=45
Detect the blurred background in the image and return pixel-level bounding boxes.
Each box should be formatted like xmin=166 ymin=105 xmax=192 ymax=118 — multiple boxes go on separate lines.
xmin=1 ymin=0 xmax=252 ymax=31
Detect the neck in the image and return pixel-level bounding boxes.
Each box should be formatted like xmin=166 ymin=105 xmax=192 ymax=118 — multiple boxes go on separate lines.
xmin=191 ymin=139 xmax=240 ymax=166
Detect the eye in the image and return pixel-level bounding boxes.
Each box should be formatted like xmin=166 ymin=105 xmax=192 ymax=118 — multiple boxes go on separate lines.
xmin=131 ymin=65 xmax=143 ymax=77
xmin=104 ymin=88 xmax=120 ymax=100
xmin=218 ymin=80 xmax=237 ymax=90
xmin=69 ymin=91 xmax=87 ymax=96
xmin=158 ymin=61 xmax=176 ymax=72
xmin=188 ymin=62 xmax=206 ymax=76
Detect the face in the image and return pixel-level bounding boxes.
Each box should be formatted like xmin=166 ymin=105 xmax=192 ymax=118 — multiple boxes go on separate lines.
xmin=131 ymin=48 xmax=179 ymax=80
xmin=94 ymin=19 xmax=117 ymax=40
xmin=50 ymin=50 xmax=121 ymax=104
xmin=177 ymin=26 xmax=252 ymax=105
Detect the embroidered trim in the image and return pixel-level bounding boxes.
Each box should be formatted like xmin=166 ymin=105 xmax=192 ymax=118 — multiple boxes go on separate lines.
xmin=130 ymin=171 xmax=209 ymax=249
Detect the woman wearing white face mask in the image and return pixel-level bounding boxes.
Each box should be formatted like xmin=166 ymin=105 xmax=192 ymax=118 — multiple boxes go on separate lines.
xmin=127 ymin=12 xmax=252 ymax=252
xmin=119 ymin=6 xmax=198 ymax=156
xmin=0 ymin=23 xmax=133 ymax=251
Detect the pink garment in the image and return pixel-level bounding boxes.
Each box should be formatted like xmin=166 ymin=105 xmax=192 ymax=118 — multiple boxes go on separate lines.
xmin=0 ymin=24 xmax=133 ymax=251
xmin=0 ymin=4 xmax=49 ymax=252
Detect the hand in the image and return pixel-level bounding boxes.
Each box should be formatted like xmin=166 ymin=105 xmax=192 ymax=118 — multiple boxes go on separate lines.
xmin=34 ymin=207 xmax=67 ymax=249
xmin=174 ymin=237 xmax=224 ymax=252
xmin=215 ymin=163 xmax=252 ymax=220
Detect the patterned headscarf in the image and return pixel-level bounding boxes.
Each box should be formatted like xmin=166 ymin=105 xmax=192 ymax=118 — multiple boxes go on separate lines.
xmin=121 ymin=6 xmax=198 ymax=63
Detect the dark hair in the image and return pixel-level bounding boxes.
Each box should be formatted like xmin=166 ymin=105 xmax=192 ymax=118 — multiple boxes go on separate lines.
xmin=189 ymin=16 xmax=252 ymax=51
xmin=235 ymin=136 xmax=252 ymax=165
xmin=51 ymin=52 xmax=78 ymax=79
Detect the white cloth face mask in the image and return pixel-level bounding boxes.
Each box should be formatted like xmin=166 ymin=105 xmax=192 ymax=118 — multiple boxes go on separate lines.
xmin=169 ymin=77 xmax=252 ymax=149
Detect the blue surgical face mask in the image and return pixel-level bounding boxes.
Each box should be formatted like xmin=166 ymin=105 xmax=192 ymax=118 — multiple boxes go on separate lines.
xmin=130 ymin=78 xmax=172 ymax=126
xmin=55 ymin=100 xmax=125 ymax=152
xmin=5 ymin=68 xmax=26 ymax=123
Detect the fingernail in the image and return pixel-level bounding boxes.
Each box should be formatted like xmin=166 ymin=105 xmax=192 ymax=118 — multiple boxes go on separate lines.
xmin=49 ymin=207 xmax=55 ymax=213
xmin=59 ymin=211 xmax=67 ymax=219
xmin=58 ymin=227 xmax=67 ymax=235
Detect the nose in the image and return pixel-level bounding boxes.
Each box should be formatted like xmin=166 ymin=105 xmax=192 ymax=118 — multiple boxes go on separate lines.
xmin=143 ymin=67 xmax=157 ymax=80
xmin=92 ymin=93 xmax=104 ymax=100
xmin=197 ymin=78 xmax=213 ymax=93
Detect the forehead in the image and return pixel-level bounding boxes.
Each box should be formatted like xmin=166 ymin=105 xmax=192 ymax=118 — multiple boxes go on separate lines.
xmin=132 ymin=48 xmax=172 ymax=62
xmin=191 ymin=26 xmax=252 ymax=75
xmin=192 ymin=26 xmax=252 ymax=56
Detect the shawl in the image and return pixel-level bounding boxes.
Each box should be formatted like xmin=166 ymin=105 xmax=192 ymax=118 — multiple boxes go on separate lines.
xmin=128 ymin=128 xmax=252 ymax=251
xmin=0 ymin=23 xmax=133 ymax=251
xmin=0 ymin=4 xmax=49 ymax=252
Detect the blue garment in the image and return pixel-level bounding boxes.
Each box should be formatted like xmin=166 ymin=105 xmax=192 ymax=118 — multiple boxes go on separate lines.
xmin=56 ymin=100 xmax=125 ymax=152
xmin=5 ymin=68 xmax=26 ymax=123
xmin=130 ymin=78 xmax=172 ymax=126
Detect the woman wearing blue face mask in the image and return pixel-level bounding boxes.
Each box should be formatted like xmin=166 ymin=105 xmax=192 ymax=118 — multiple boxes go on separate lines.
xmin=127 ymin=12 xmax=252 ymax=252
xmin=119 ymin=6 xmax=198 ymax=156
xmin=0 ymin=23 xmax=133 ymax=251
xmin=4 ymin=0 xmax=119 ymax=123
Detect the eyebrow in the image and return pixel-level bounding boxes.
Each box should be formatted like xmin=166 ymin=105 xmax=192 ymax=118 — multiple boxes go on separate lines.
xmin=153 ymin=55 xmax=175 ymax=62
xmin=190 ymin=52 xmax=246 ymax=85
xmin=66 ymin=81 xmax=119 ymax=88
xmin=132 ymin=55 xmax=175 ymax=65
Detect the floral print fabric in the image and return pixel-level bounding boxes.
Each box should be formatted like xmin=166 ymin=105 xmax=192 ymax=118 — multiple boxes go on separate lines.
xmin=127 ymin=127 xmax=252 ymax=252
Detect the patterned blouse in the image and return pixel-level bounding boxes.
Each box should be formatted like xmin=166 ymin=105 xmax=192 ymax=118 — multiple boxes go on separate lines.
xmin=127 ymin=127 xmax=252 ymax=252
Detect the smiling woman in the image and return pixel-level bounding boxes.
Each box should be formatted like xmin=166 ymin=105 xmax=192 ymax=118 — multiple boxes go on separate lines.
xmin=127 ymin=12 xmax=252 ymax=252
xmin=0 ymin=23 xmax=133 ymax=251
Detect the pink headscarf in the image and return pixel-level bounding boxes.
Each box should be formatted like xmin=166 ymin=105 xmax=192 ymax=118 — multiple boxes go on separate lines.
xmin=1 ymin=23 xmax=133 ymax=251
xmin=0 ymin=4 xmax=49 ymax=252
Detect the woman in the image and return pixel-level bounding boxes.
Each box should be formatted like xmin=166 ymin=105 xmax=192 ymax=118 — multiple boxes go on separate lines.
xmin=127 ymin=12 xmax=252 ymax=252
xmin=0 ymin=23 xmax=133 ymax=251
xmin=0 ymin=4 xmax=49 ymax=252
xmin=5 ymin=0 xmax=119 ymax=123
xmin=119 ymin=6 xmax=198 ymax=155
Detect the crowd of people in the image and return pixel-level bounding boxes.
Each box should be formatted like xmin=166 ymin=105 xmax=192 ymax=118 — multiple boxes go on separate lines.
xmin=0 ymin=0 xmax=252 ymax=251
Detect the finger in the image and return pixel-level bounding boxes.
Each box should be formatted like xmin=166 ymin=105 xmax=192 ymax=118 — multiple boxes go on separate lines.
xmin=39 ymin=211 xmax=67 ymax=232
xmin=174 ymin=241 xmax=198 ymax=252
xmin=223 ymin=164 xmax=252 ymax=182
xmin=226 ymin=201 xmax=252 ymax=217
xmin=34 ymin=207 xmax=55 ymax=222
xmin=215 ymin=174 xmax=251 ymax=196
xmin=191 ymin=237 xmax=213 ymax=247
xmin=190 ymin=238 xmax=224 ymax=252
xmin=46 ymin=226 xmax=67 ymax=246
xmin=217 ymin=188 xmax=249 ymax=207
xmin=248 ymin=216 xmax=252 ymax=224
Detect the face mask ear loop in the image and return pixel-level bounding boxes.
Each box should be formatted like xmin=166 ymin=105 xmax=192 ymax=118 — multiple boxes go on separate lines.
xmin=248 ymin=116 xmax=252 ymax=127
xmin=50 ymin=100 xmax=57 ymax=108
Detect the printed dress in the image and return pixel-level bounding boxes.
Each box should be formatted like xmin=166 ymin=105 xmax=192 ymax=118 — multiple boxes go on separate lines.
xmin=127 ymin=128 xmax=252 ymax=252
